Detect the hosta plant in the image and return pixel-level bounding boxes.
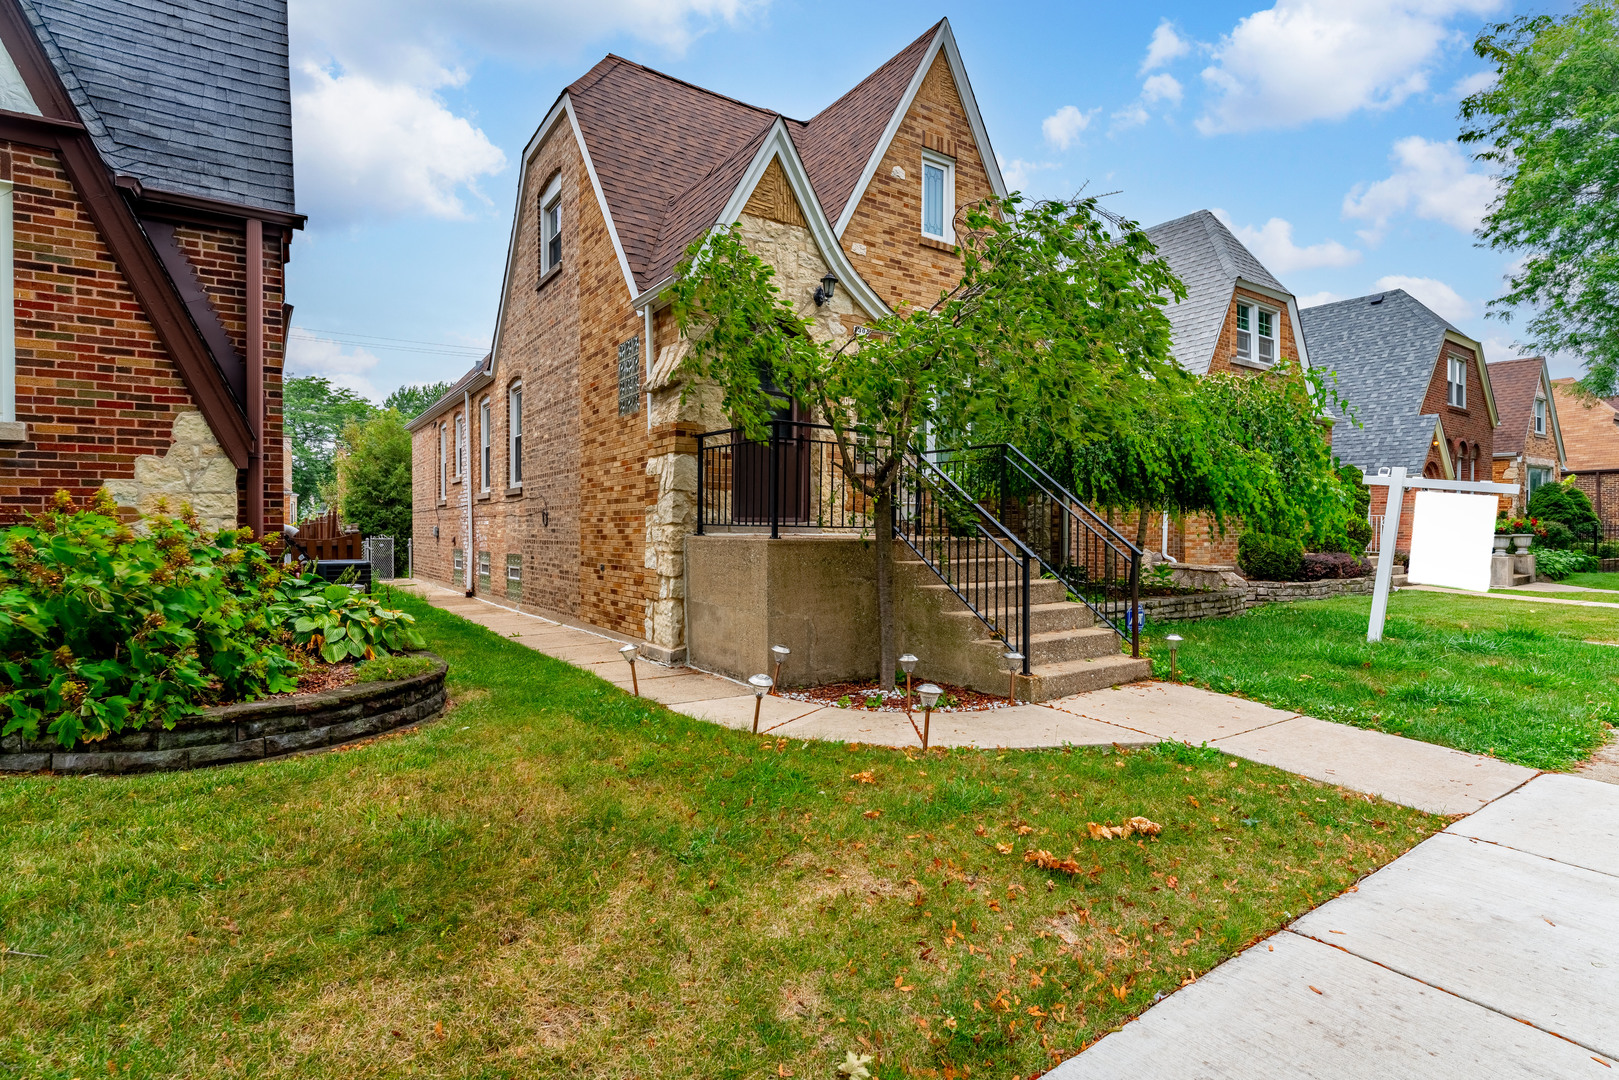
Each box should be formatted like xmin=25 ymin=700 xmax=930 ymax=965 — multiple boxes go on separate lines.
xmin=287 ymin=584 xmax=426 ymax=663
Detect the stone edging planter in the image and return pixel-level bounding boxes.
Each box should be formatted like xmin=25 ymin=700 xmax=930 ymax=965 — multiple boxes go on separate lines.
xmin=1142 ymin=573 xmax=1411 ymax=623
xmin=0 ymin=652 xmax=447 ymax=775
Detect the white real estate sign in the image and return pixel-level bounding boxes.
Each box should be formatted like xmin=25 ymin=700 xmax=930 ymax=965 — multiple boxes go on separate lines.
xmin=1405 ymin=490 xmax=1498 ymax=593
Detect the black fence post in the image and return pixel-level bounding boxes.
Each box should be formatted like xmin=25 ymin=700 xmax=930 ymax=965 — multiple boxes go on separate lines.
xmin=1130 ymin=549 xmax=1141 ymax=659
xmin=695 ymin=433 xmax=706 ymax=535
xmin=768 ymin=420 xmax=780 ymax=540
xmin=1021 ymin=549 xmax=1031 ymax=675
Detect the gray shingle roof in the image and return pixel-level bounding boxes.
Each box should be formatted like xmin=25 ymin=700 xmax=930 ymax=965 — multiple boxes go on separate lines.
xmin=21 ymin=0 xmax=295 ymax=215
xmin=1298 ymin=289 xmax=1453 ymax=472
xmin=1144 ymin=210 xmax=1287 ymax=375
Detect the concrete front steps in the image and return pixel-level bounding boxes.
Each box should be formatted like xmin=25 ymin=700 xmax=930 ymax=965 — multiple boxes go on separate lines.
xmin=894 ymin=554 xmax=1152 ymax=702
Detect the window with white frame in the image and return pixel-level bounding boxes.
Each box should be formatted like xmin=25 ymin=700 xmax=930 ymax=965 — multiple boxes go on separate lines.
xmin=539 ymin=175 xmax=562 ymax=277
xmin=1447 ymin=354 xmax=1467 ymax=408
xmin=920 ymin=150 xmax=955 ymax=242
xmin=455 ymin=413 xmax=466 ymax=479
xmin=438 ymin=423 xmax=447 ymax=500
xmin=1534 ymin=395 xmax=1547 ymax=436
xmin=508 ymin=383 xmax=523 ymax=487
xmin=0 ymin=181 xmax=15 ymax=431
xmin=479 ymin=398 xmax=491 ymax=492
xmin=1234 ymin=303 xmax=1277 ymax=364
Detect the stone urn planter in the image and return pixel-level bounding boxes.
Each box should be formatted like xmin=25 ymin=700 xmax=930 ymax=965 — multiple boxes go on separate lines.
xmin=1511 ymin=534 xmax=1535 ymax=553
xmin=1493 ymin=534 xmax=1512 ymax=553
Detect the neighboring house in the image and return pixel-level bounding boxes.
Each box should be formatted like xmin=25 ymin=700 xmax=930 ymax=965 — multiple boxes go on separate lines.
xmin=0 ymin=0 xmax=299 ymax=533
xmin=1551 ymin=377 xmax=1619 ymax=527
xmin=408 ymin=20 xmax=1008 ymax=664
xmin=1488 ymin=356 xmax=1565 ymax=516
xmin=1300 ymin=289 xmax=1499 ymax=550
xmin=1139 ymin=209 xmax=1313 ymax=565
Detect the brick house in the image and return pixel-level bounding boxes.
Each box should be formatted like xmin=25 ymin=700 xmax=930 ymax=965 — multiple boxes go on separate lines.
xmin=408 ymin=19 xmax=1010 ymax=665
xmin=1299 ymin=290 xmax=1499 ymax=551
xmin=1488 ymin=356 xmax=1565 ymax=515
xmin=0 ymin=0 xmax=298 ymax=534
xmin=1550 ymin=377 xmax=1619 ymax=527
xmin=1140 ymin=209 xmax=1314 ymax=564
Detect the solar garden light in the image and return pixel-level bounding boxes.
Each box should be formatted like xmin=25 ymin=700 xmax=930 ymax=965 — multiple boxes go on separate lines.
xmin=915 ymin=682 xmax=942 ymax=750
xmin=898 ymin=653 xmax=918 ymax=715
xmin=1164 ymin=634 xmax=1183 ymax=682
xmin=748 ymin=673 xmax=774 ymax=734
xmin=1003 ymin=650 xmax=1025 ymax=705
xmin=771 ymin=644 xmax=791 ymax=695
xmin=618 ymin=643 xmax=640 ymax=696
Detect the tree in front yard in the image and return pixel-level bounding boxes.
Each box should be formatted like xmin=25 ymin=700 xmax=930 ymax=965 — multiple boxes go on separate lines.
xmin=670 ymin=194 xmax=1185 ymax=687
xmin=284 ymin=376 xmax=377 ymax=518
xmin=335 ymin=410 xmax=414 ymax=542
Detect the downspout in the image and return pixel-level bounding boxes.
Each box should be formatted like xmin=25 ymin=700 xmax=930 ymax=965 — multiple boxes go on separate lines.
xmin=246 ymin=219 xmax=265 ymax=536
xmin=464 ymin=388 xmax=474 ymax=597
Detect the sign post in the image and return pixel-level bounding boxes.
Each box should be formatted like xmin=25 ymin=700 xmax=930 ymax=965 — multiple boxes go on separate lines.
xmin=1361 ymin=468 xmax=1516 ymax=643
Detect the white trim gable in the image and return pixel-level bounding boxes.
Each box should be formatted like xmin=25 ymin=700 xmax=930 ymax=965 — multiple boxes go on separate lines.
xmin=1538 ymin=365 xmax=1568 ymax=465
xmin=832 ymin=19 xmax=1007 ymax=238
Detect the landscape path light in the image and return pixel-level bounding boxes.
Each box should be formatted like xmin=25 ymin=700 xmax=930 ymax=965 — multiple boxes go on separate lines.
xmin=619 ymin=643 xmax=640 ymax=696
xmin=748 ymin=673 xmax=774 ymax=734
xmin=771 ymin=645 xmax=791 ymax=695
xmin=1003 ymin=650 xmax=1025 ymax=705
xmin=916 ymin=682 xmax=942 ymax=751
xmin=898 ymin=653 xmax=918 ymax=716
xmin=1164 ymin=634 xmax=1183 ymax=682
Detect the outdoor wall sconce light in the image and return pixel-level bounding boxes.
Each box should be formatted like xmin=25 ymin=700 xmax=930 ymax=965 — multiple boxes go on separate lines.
xmin=814 ymin=271 xmax=838 ymax=306
xmin=771 ymin=645 xmax=791 ymax=695
xmin=1164 ymin=634 xmax=1183 ymax=681
xmin=898 ymin=653 xmax=918 ymax=715
xmin=619 ymin=643 xmax=640 ymax=695
xmin=748 ymin=673 xmax=774 ymax=733
xmin=916 ymin=682 xmax=942 ymax=750
xmin=1003 ymin=650 xmax=1025 ymax=704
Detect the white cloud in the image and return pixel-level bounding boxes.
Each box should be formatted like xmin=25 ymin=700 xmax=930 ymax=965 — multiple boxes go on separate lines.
xmin=1297 ymin=290 xmax=1347 ymax=308
xmin=1213 ymin=209 xmax=1361 ymax=273
xmin=1142 ymin=73 xmax=1184 ymax=106
xmin=1374 ymin=274 xmax=1473 ymax=322
xmin=1110 ymin=103 xmax=1151 ymax=131
xmin=999 ymin=157 xmax=1059 ymax=192
xmin=1042 ymin=104 xmax=1099 ymax=150
xmin=285 ymin=333 xmax=384 ymax=401
xmin=1195 ymin=0 xmax=1500 ymax=134
xmin=1141 ymin=19 xmax=1193 ymax=73
xmin=1448 ymin=70 xmax=1496 ymax=99
xmin=1342 ymin=136 xmax=1497 ymax=241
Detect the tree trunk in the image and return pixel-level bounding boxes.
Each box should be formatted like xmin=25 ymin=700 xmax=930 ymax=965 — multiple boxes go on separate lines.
xmin=1136 ymin=504 xmax=1151 ymax=549
xmin=876 ymin=488 xmax=897 ymax=689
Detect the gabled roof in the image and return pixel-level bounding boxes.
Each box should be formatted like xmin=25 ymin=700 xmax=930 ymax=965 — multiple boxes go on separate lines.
xmin=407 ymin=355 xmax=493 ymax=431
xmin=1300 ymin=289 xmax=1495 ymax=474
xmin=1489 ymin=356 xmax=1565 ymax=462
xmin=1143 ymin=210 xmax=1291 ymax=375
xmin=21 ymin=0 xmax=295 ymax=216
xmin=1551 ymin=378 xmax=1619 ymax=472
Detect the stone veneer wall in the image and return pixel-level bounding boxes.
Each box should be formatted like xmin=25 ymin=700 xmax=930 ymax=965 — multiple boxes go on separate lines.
xmin=0 ymin=654 xmax=446 ymax=775
xmin=1142 ymin=573 xmax=1408 ymax=622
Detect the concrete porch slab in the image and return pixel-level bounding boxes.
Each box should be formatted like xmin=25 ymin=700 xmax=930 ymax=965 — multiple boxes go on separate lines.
xmin=1445 ymin=773 xmax=1619 ymax=877
xmin=673 ymin=693 xmax=829 ymax=733
xmin=1046 ymin=681 xmax=1300 ymax=743
xmin=1214 ymin=716 xmax=1534 ymax=815
xmin=1048 ymin=930 xmax=1607 ymax=1079
xmin=1291 ymin=831 xmax=1619 ymax=1061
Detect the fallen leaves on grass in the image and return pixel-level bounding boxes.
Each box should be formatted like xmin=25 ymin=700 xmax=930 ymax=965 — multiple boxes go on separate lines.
xmin=1087 ymin=817 xmax=1163 ymax=841
xmin=850 ymin=770 xmax=876 ymax=784
xmin=862 ymin=810 xmax=881 ymax=819
xmin=838 ymin=1051 xmax=873 ymax=1079
xmin=1023 ymin=849 xmax=1084 ymax=875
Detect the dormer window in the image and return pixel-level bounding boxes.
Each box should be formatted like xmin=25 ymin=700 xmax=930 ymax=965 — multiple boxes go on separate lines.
xmin=1447 ymin=354 xmax=1467 ymax=409
xmin=1533 ymin=394 xmax=1546 ymax=436
xmin=1235 ymin=303 xmax=1276 ymax=364
xmin=921 ymin=150 xmax=955 ymax=242
xmin=539 ymin=174 xmax=562 ymax=278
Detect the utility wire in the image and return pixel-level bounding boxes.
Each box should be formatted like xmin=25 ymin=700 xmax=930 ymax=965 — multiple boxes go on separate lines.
xmin=289 ymin=327 xmax=488 ymax=358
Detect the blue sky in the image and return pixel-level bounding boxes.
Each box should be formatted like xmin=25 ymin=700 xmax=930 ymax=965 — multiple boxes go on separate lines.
xmin=282 ymin=0 xmax=1577 ymax=401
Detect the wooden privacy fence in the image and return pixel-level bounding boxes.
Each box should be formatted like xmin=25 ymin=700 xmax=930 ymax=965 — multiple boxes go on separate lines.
xmin=291 ymin=509 xmax=364 ymax=561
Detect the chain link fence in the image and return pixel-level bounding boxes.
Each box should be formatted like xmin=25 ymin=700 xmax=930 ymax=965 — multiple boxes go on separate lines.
xmin=362 ymin=536 xmax=395 ymax=582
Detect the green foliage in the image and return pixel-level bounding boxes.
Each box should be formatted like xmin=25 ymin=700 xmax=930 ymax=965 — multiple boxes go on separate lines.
xmin=336 ymin=409 xmax=413 ymax=540
xmin=1537 ymin=520 xmax=1578 ymax=549
xmin=1533 ymin=547 xmax=1602 ymax=579
xmin=352 ymin=653 xmax=435 ymax=682
xmin=1461 ymin=4 xmax=1619 ymax=392
xmin=284 ymin=376 xmax=378 ymax=518
xmin=0 ymin=491 xmax=303 ymax=747
xmin=290 ymin=584 xmax=426 ymax=664
xmin=382 ymin=381 xmax=452 ymax=420
xmin=1527 ymin=478 xmax=1601 ymax=536
xmin=1237 ymin=531 xmax=1304 ymax=581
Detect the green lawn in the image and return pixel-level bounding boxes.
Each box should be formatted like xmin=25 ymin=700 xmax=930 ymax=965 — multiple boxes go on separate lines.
xmin=0 ymin=596 xmax=1439 ymax=1080
xmin=1501 ymin=589 xmax=1619 ymax=604
xmin=1561 ymin=571 xmax=1619 ymax=591
xmin=1143 ymin=591 xmax=1619 ymax=771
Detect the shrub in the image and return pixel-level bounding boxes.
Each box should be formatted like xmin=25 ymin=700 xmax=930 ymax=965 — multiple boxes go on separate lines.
xmin=1527 ymin=481 xmax=1600 ymax=538
xmin=1238 ymin=531 xmax=1304 ymax=581
xmin=288 ymin=584 xmax=426 ymax=663
xmin=1598 ymin=540 xmax=1619 ymax=560
xmin=1534 ymin=547 xmax=1600 ymax=580
xmin=1299 ymin=552 xmax=1372 ymax=580
xmin=1536 ymin=520 xmax=1578 ymax=550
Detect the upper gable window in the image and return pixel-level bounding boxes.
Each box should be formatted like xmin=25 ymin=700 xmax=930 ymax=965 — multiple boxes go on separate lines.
xmin=1234 ymin=303 xmax=1277 ymax=365
xmin=539 ymin=175 xmax=562 ymax=278
xmin=1447 ymin=354 xmax=1467 ymax=409
xmin=921 ymin=150 xmax=955 ymax=242
xmin=479 ymin=397 xmax=491 ymax=492
xmin=1534 ymin=394 xmax=1546 ymax=436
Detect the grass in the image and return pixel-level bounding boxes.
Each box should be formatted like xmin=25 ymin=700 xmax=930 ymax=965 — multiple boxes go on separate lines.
xmin=1143 ymin=590 xmax=1619 ymax=771
xmin=0 ymin=596 xmax=1440 ymax=1080
xmin=1559 ymin=571 xmax=1619 ymax=592
xmin=1501 ymin=589 xmax=1619 ymax=604
xmin=353 ymin=653 xmax=439 ymax=681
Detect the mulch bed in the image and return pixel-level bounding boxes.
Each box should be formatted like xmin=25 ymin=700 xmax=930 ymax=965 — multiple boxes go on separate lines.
xmin=778 ymin=678 xmax=1010 ymax=713
xmin=273 ymin=662 xmax=358 ymax=698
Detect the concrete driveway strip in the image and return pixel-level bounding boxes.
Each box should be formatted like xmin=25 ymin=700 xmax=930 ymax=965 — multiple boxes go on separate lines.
xmin=1048 ymin=930 xmax=1611 ymax=1079
xmin=1445 ymin=774 xmax=1619 ymax=878
xmin=1047 ymin=681 xmax=1299 ymax=743
xmin=1291 ymin=831 xmax=1619 ymax=1061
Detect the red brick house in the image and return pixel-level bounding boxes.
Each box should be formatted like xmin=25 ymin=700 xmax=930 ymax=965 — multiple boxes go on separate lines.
xmin=1488 ymin=356 xmax=1565 ymax=516
xmin=0 ymin=0 xmax=299 ymax=533
xmin=1551 ymin=377 xmax=1619 ymax=527
xmin=409 ymin=20 xmax=1010 ymax=665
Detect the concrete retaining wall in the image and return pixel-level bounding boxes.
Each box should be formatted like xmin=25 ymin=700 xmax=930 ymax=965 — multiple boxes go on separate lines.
xmin=0 ymin=653 xmax=447 ymax=775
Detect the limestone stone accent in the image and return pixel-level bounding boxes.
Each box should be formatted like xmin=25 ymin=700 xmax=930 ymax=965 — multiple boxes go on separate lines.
xmin=102 ymin=410 xmax=238 ymax=531
xmin=736 ymin=211 xmax=867 ymax=343
xmin=644 ymin=450 xmax=697 ymax=651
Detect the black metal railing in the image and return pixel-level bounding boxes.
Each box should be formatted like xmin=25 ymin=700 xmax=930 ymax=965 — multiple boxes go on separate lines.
xmin=925 ymin=444 xmax=1142 ymax=657
xmin=895 ymin=451 xmax=1034 ymax=673
xmin=695 ymin=421 xmax=891 ymax=536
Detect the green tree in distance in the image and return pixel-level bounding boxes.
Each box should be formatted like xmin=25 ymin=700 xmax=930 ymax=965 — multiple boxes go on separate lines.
xmin=383 ymin=380 xmax=452 ymax=421
xmin=1462 ymin=3 xmax=1619 ymax=392
xmin=283 ymin=376 xmax=375 ymax=518
xmin=336 ymin=410 xmax=414 ymax=542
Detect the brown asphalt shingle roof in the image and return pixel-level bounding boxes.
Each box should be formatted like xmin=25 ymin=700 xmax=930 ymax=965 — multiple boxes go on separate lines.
xmin=1488 ymin=357 xmax=1548 ymax=457
xmin=1553 ymin=378 xmax=1619 ymax=472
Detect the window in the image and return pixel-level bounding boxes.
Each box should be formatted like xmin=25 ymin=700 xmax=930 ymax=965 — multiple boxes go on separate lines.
xmin=455 ymin=414 xmax=466 ymax=479
xmin=539 ymin=175 xmax=562 ymax=276
xmin=477 ymin=550 xmax=490 ymax=588
xmin=1234 ymin=303 xmax=1276 ymax=364
xmin=1534 ymin=395 xmax=1547 ymax=436
xmin=479 ymin=398 xmax=491 ymax=492
xmin=1529 ymin=466 xmax=1552 ymax=497
xmin=1447 ymin=354 xmax=1467 ymax=408
xmin=438 ymin=423 xmax=447 ymax=500
xmin=452 ymin=548 xmax=464 ymax=586
xmin=508 ymin=383 xmax=523 ymax=487
xmin=617 ymin=336 xmax=641 ymax=416
xmin=505 ymin=553 xmax=523 ymax=597
xmin=920 ymin=150 xmax=955 ymax=242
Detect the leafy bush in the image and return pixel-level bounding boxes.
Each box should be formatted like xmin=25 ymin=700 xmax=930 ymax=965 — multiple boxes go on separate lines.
xmin=1238 ymin=531 xmax=1304 ymax=581
xmin=1299 ymin=552 xmax=1372 ymax=580
xmin=1599 ymin=540 xmax=1619 ymax=560
xmin=1527 ymin=480 xmax=1600 ymax=538
xmin=1496 ymin=515 xmax=1546 ymax=536
xmin=1533 ymin=547 xmax=1600 ymax=580
xmin=289 ymin=584 xmax=426 ymax=663
xmin=1536 ymin=520 xmax=1578 ymax=550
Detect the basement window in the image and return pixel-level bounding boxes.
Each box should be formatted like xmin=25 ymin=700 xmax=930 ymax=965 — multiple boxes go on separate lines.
xmin=921 ymin=150 xmax=955 ymax=242
xmin=506 ymin=553 xmax=523 ymax=597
